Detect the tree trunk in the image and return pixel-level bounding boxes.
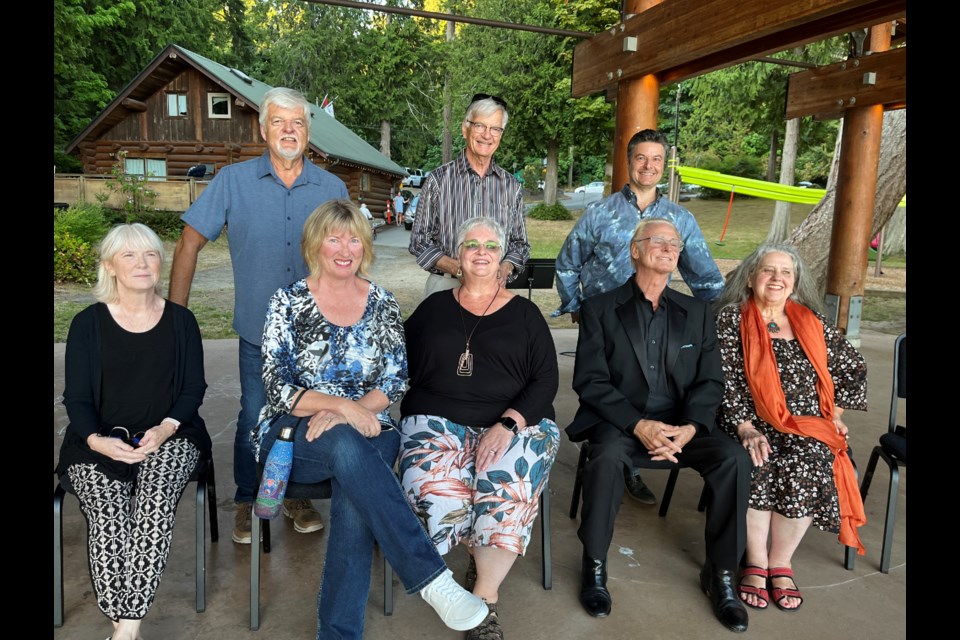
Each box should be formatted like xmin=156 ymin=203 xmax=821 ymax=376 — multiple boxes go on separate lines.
xmin=881 ymin=206 xmax=906 ymax=255
xmin=442 ymin=20 xmax=455 ymax=164
xmin=380 ymin=120 xmax=391 ymax=159
xmin=766 ymin=127 xmax=779 ymax=182
xmin=568 ymin=145 xmax=574 ymax=190
xmin=789 ymin=109 xmax=907 ymax=289
xmin=544 ymin=141 xmax=559 ymax=206
xmin=766 ymin=117 xmax=800 ymax=243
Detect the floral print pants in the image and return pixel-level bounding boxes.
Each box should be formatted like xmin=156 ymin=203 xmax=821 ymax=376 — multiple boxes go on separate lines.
xmin=398 ymin=415 xmax=560 ymax=556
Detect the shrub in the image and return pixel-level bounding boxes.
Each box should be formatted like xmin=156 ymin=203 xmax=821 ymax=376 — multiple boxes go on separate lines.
xmin=528 ymin=203 xmax=572 ymax=221
xmin=54 ymin=230 xmax=97 ymax=285
xmin=127 ymin=211 xmax=185 ymax=240
xmin=53 ymin=204 xmax=109 ymax=245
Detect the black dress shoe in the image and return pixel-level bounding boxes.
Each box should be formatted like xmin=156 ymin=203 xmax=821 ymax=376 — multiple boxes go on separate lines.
xmin=580 ymin=554 xmax=612 ymax=617
xmin=624 ymin=468 xmax=657 ymax=505
xmin=700 ymin=563 xmax=749 ymax=633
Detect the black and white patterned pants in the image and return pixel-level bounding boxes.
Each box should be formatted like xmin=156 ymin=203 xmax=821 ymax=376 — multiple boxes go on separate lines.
xmin=67 ymin=439 xmax=200 ymax=621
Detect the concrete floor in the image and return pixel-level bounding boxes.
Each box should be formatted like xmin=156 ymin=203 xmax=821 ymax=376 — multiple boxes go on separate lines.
xmin=53 ymin=329 xmax=906 ymax=640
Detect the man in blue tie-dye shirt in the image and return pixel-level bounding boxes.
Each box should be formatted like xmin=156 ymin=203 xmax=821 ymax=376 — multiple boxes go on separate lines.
xmin=555 ymin=129 xmax=724 ymax=505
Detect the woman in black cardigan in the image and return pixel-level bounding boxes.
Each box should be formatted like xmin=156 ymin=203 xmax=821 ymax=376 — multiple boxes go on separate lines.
xmin=56 ymin=223 xmax=210 ymax=640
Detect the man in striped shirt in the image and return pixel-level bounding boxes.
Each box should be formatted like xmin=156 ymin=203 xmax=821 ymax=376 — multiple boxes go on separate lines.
xmin=408 ymin=94 xmax=530 ymax=299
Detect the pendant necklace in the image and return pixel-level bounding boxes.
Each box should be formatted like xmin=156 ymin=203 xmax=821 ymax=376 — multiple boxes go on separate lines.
xmin=456 ymin=285 xmax=500 ymax=376
xmin=765 ymin=316 xmax=781 ymax=334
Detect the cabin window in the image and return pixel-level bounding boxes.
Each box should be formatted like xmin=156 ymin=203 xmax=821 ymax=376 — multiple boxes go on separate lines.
xmin=166 ymin=93 xmax=188 ymax=117
xmin=124 ymin=157 xmax=167 ymax=182
xmin=360 ymin=172 xmax=371 ymax=192
xmin=208 ymin=93 xmax=231 ymax=119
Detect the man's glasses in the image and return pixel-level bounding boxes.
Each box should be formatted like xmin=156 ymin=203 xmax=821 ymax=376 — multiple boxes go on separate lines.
xmin=109 ymin=426 xmax=145 ymax=447
xmin=471 ymin=93 xmax=508 ymax=110
xmin=268 ymin=117 xmax=306 ymax=130
xmin=466 ymin=120 xmax=505 ymax=138
xmin=461 ymin=239 xmax=502 ymax=252
xmin=634 ymin=236 xmax=685 ymax=251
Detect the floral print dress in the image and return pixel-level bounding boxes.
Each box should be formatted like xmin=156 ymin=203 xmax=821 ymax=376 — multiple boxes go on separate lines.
xmin=716 ymin=305 xmax=867 ymax=532
xmin=253 ymin=279 xmax=407 ymax=460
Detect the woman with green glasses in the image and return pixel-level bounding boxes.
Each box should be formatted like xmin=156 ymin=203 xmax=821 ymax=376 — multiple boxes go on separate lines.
xmin=399 ymin=216 xmax=560 ymax=640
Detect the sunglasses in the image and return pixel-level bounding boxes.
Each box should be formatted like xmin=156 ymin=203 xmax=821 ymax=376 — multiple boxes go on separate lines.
xmin=462 ymin=239 xmax=502 ymax=251
xmin=109 ymin=426 xmax=146 ymax=447
xmin=471 ymin=93 xmax=508 ymax=110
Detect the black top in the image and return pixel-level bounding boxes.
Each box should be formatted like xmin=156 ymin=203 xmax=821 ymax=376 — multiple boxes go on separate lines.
xmin=57 ymin=301 xmax=210 ymax=482
xmin=401 ymin=290 xmax=558 ymax=427
xmin=630 ymin=278 xmax=676 ymax=420
xmin=99 ymin=302 xmax=175 ymax=432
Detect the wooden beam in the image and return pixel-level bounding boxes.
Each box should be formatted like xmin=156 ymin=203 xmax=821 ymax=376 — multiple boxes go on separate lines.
xmin=571 ymin=0 xmax=906 ymax=97
xmin=121 ymin=98 xmax=148 ymax=112
xmin=785 ymin=47 xmax=905 ymax=120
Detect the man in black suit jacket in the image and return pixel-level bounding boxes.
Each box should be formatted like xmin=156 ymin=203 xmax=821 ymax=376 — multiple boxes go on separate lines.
xmin=568 ymin=218 xmax=751 ymax=632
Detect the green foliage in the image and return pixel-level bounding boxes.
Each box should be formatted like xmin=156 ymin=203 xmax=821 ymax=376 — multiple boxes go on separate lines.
xmin=54 ymin=204 xmax=110 ymax=245
xmin=96 ymin=151 xmax=159 ymax=217
xmin=528 ymin=203 xmax=573 ymax=221
xmin=125 ymin=211 xmax=186 ymax=240
xmin=54 ymin=230 xmax=97 ymax=285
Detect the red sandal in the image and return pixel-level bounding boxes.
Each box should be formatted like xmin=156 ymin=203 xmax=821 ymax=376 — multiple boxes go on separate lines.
xmin=768 ymin=567 xmax=804 ymax=611
xmin=737 ymin=565 xmax=769 ymax=609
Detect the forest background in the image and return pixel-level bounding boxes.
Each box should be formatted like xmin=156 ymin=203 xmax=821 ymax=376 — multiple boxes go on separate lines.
xmin=54 ymin=0 xmax=852 ymax=194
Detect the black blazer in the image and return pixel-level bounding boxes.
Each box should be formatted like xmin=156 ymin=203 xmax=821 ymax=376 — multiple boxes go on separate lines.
xmin=566 ymin=280 xmax=723 ymax=442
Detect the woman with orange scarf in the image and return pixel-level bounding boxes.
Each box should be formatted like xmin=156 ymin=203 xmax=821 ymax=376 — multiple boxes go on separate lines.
xmin=715 ymin=244 xmax=867 ymax=612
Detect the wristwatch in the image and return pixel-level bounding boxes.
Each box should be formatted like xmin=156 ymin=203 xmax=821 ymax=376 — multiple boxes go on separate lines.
xmin=498 ymin=417 xmax=519 ymax=434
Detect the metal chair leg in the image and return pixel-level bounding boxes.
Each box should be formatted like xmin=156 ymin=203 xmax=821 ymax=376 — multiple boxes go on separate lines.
xmin=880 ymin=457 xmax=900 ymax=574
xmin=196 ymin=479 xmax=206 ymax=612
xmin=569 ymin=447 xmax=588 ymax=518
xmin=384 ymin=557 xmax=394 ymax=616
xmin=54 ymin=483 xmax=65 ymax=628
xmin=659 ymin=468 xmax=680 ymax=518
xmin=541 ymin=486 xmax=552 ymax=590
xmin=250 ymin=509 xmax=261 ymax=630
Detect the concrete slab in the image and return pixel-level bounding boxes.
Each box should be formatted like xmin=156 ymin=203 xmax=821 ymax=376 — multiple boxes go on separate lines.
xmin=53 ymin=329 xmax=906 ymax=639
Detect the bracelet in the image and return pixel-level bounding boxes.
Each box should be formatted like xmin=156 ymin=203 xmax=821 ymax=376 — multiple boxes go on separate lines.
xmin=290 ymin=388 xmax=309 ymax=412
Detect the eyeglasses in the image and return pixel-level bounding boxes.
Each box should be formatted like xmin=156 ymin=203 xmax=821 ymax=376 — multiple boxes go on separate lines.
xmin=634 ymin=236 xmax=685 ymax=251
xmin=466 ymin=120 xmax=505 ymax=138
xmin=268 ymin=117 xmax=306 ymax=130
xmin=471 ymin=93 xmax=508 ymax=110
xmin=461 ymin=239 xmax=502 ymax=252
xmin=109 ymin=426 xmax=146 ymax=447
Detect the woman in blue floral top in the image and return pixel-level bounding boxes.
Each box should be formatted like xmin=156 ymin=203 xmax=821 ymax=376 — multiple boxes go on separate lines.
xmin=255 ymin=200 xmax=487 ymax=640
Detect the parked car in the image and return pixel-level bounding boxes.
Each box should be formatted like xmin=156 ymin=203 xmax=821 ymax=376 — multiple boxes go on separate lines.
xmin=403 ymin=168 xmax=427 ymax=188
xmin=574 ymin=181 xmax=605 ymax=194
xmin=404 ymin=194 xmax=419 ymax=231
xmin=798 ymin=180 xmax=823 ymax=189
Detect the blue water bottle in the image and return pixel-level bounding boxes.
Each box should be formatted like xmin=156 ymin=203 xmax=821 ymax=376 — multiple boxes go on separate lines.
xmin=254 ymin=422 xmax=297 ymax=519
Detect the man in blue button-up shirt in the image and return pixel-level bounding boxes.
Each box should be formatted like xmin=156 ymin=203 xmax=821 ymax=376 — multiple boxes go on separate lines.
xmin=555 ymin=129 xmax=724 ymax=320
xmin=169 ymin=87 xmax=348 ymax=544
xmin=555 ymin=129 xmax=724 ymax=504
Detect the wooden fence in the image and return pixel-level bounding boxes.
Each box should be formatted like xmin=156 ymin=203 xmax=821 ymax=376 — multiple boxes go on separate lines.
xmin=54 ymin=175 xmax=211 ymax=213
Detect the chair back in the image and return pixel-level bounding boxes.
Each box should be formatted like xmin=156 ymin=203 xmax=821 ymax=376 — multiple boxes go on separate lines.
xmin=888 ymin=333 xmax=906 ymax=434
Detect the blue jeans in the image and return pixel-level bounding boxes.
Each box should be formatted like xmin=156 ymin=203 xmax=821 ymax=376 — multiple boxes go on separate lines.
xmin=236 ymin=338 xmax=266 ymax=503
xmin=260 ymin=421 xmax=447 ymax=640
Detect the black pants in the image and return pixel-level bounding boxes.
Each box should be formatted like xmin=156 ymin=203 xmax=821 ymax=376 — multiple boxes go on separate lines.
xmin=578 ymin=423 xmax=750 ymax=571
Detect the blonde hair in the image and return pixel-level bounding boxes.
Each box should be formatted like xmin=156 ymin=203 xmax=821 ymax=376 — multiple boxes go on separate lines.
xmin=301 ymin=200 xmax=374 ymax=278
xmin=92 ymin=223 xmax=165 ymax=303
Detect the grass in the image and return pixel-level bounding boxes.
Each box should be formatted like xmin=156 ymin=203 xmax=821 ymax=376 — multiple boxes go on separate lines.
xmin=53 ymin=197 xmax=904 ymax=340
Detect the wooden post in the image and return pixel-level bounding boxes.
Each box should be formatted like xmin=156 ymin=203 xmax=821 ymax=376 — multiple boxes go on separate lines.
xmin=824 ymin=22 xmax=892 ymax=340
xmin=611 ymin=0 xmax=662 ymax=191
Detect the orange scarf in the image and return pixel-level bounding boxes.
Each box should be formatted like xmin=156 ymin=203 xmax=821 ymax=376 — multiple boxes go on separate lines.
xmin=740 ymin=298 xmax=866 ymax=555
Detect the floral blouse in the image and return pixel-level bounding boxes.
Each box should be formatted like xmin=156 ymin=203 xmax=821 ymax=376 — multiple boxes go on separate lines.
xmin=254 ymin=279 xmax=408 ymax=459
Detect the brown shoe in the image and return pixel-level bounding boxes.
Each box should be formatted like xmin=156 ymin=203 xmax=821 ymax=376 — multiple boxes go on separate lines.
xmin=232 ymin=503 xmax=253 ymax=544
xmin=283 ymin=498 xmax=325 ymax=533
xmin=465 ymin=602 xmax=502 ymax=640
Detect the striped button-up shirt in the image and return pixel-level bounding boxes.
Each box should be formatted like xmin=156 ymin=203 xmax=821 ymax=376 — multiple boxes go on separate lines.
xmin=408 ymin=151 xmax=529 ymax=275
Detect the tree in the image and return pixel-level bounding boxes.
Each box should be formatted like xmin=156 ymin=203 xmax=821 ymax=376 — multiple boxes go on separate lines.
xmin=789 ymin=109 xmax=907 ymax=288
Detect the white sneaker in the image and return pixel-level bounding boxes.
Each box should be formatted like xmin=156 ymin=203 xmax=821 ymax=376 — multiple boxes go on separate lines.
xmin=419 ymin=569 xmax=488 ymax=631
